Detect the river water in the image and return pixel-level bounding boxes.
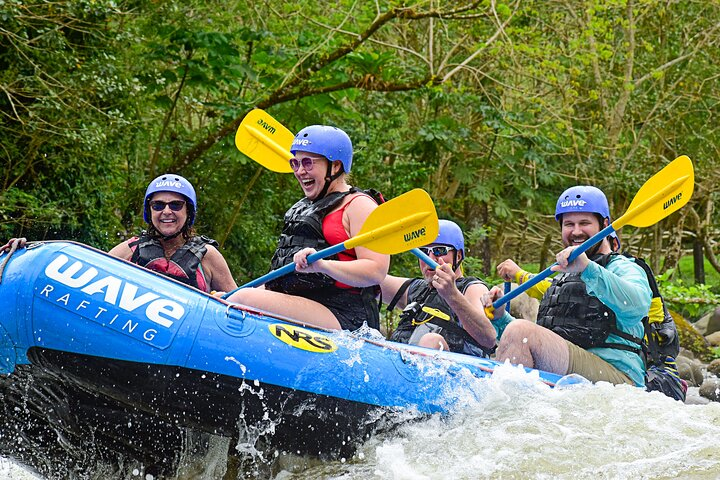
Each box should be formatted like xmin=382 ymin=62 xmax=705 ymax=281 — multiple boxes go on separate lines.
xmin=2 ymin=363 xmax=719 ymax=479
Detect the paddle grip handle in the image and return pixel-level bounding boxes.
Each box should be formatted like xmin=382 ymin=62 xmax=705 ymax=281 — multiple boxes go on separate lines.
xmin=491 ymin=225 xmax=616 ymax=309
xmin=223 ymin=243 xmax=347 ymax=297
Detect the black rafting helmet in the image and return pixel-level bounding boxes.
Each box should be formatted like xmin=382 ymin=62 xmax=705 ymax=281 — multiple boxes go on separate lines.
xmin=290 ymin=125 xmax=353 ymax=199
xmin=555 ymin=185 xmax=620 ymax=251
xmin=143 ymin=173 xmax=197 ymax=230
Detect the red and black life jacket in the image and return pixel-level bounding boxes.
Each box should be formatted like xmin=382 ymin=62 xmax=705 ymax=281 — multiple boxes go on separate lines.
xmin=129 ymin=234 xmax=218 ymax=292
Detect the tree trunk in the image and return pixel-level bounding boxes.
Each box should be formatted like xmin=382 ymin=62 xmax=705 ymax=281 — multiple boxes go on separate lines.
xmin=652 ymin=222 xmax=661 ymax=273
xmin=481 ymin=202 xmax=491 ymax=277
xmin=539 ymin=233 xmax=552 ymax=271
xmin=705 ymin=237 xmax=720 ymax=275
xmin=693 ymin=237 xmax=705 ymax=284
xmin=661 ymin=213 xmax=686 ymax=275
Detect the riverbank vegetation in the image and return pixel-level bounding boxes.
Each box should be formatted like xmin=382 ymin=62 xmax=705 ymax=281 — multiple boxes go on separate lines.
xmin=2 ymin=0 xmax=718 ymax=316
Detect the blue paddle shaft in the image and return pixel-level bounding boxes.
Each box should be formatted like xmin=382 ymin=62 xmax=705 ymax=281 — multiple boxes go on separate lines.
xmin=223 ymin=246 xmax=438 ymax=299
xmin=504 ymin=282 xmax=511 ymax=313
xmin=223 ymin=242 xmax=348 ymax=297
xmin=492 ymin=224 xmax=616 ymax=309
xmin=411 ymin=248 xmax=439 ymax=269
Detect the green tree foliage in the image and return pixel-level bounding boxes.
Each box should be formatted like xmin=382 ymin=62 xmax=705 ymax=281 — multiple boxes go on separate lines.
xmin=1 ymin=0 xmax=718 ymax=288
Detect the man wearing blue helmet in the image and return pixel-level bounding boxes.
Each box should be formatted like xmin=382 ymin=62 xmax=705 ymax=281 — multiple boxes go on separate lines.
xmin=108 ymin=174 xmax=236 ymax=294
xmin=381 ymin=220 xmax=499 ymax=356
xmin=486 ymin=185 xmax=653 ymax=387
xmin=226 ymin=126 xmax=389 ymax=331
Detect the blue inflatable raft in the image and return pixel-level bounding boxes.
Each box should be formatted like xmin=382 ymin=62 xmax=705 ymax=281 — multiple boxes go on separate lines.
xmin=0 ymin=241 xmax=562 ymax=467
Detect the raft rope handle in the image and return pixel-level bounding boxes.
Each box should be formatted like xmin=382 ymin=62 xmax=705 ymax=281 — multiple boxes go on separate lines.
xmin=0 ymin=238 xmax=22 ymax=283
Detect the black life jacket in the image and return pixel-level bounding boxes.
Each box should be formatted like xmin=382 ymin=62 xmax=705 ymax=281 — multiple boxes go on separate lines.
xmin=265 ymin=187 xmax=383 ymax=330
xmin=265 ymin=187 xmax=382 ymax=297
xmin=628 ymin=254 xmax=680 ymax=365
xmin=265 ymin=190 xmax=351 ymax=293
xmin=129 ymin=234 xmax=218 ymax=292
xmin=536 ymin=253 xmax=644 ymax=355
xmin=626 ymin=254 xmax=685 ymax=401
xmin=389 ymin=277 xmax=493 ymax=356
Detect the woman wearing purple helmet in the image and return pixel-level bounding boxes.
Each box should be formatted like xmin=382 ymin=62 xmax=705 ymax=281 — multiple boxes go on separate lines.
xmin=108 ymin=173 xmax=236 ymax=293
xmin=3 ymin=174 xmax=237 ymax=293
xmin=226 ymin=125 xmax=389 ymax=331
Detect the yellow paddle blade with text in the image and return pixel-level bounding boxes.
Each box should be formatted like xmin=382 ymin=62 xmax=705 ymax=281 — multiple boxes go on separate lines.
xmin=235 ymin=109 xmax=294 ymax=173
xmin=616 ymin=155 xmax=694 ymax=229
xmin=346 ymin=189 xmax=439 ymax=255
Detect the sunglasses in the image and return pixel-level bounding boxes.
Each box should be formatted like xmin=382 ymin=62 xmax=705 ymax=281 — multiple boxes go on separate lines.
xmin=418 ymin=246 xmax=455 ymax=257
xmin=150 ymin=200 xmax=186 ymax=212
xmin=289 ymin=156 xmax=321 ymax=172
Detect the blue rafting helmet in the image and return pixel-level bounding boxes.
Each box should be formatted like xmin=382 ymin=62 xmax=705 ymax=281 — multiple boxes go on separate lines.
xmin=555 ymin=185 xmax=610 ymax=222
xmin=143 ymin=173 xmax=197 ymax=226
xmin=433 ymin=219 xmax=465 ymax=255
xmin=555 ymin=185 xmax=620 ymax=250
xmin=290 ymin=125 xmax=353 ymax=174
xmin=430 ymin=219 xmax=465 ymax=271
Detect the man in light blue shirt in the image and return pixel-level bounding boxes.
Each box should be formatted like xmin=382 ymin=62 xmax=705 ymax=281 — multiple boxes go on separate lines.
xmin=486 ymin=186 xmax=652 ymax=386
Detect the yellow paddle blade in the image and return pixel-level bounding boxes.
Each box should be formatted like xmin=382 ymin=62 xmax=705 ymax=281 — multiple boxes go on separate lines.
xmin=234 ymin=109 xmax=294 ymax=173
xmin=615 ymin=155 xmax=694 ymax=229
xmin=345 ymin=189 xmax=439 ymax=255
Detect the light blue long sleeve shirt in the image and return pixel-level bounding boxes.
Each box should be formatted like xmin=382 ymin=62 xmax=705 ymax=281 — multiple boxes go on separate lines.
xmin=580 ymin=255 xmax=651 ymax=386
xmin=495 ymin=255 xmax=652 ymax=386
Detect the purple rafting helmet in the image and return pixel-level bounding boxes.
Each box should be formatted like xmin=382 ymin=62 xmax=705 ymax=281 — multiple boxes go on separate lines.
xmin=433 ymin=219 xmax=465 ymax=256
xmin=290 ymin=125 xmax=353 ymax=174
xmin=427 ymin=219 xmax=466 ymax=270
xmin=143 ymin=173 xmax=197 ymax=226
xmin=555 ymin=185 xmax=620 ymax=250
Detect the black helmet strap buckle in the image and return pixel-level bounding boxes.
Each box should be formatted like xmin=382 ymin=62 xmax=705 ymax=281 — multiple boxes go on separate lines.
xmin=317 ymin=160 xmax=344 ymax=200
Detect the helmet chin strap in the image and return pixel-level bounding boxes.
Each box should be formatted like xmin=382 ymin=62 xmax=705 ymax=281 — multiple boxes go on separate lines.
xmin=315 ymin=161 xmax=343 ymax=200
xmin=153 ymin=220 xmax=188 ymax=241
xmin=584 ymin=238 xmax=606 ymax=258
xmin=161 ymin=230 xmax=183 ymax=241
xmin=452 ymin=251 xmax=461 ymax=272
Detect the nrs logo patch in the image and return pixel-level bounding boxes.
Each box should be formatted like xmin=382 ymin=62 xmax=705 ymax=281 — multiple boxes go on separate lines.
xmin=269 ymin=324 xmax=337 ymax=353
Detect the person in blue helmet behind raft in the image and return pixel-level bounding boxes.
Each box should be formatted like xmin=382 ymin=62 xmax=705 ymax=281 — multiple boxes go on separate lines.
xmin=381 ymin=220 xmax=499 ymax=357
xmin=109 ymin=173 xmax=237 ymax=293
xmin=226 ymin=125 xmax=389 ymax=331
xmin=485 ymin=186 xmax=652 ymax=387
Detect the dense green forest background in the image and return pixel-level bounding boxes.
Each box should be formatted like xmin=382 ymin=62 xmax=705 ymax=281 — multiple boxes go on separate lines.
xmin=1 ymin=0 xmax=718 ymax=310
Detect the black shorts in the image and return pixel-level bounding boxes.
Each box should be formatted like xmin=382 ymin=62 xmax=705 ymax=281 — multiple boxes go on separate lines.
xmin=303 ymin=289 xmax=380 ymax=331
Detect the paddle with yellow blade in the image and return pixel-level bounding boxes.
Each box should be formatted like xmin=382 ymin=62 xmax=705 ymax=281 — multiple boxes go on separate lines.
xmin=486 ymin=155 xmax=695 ymax=318
xmin=232 ymin=108 xmax=441 ymax=268
xmin=234 ymin=108 xmax=295 ymax=173
xmin=222 ymin=188 xmax=439 ymax=297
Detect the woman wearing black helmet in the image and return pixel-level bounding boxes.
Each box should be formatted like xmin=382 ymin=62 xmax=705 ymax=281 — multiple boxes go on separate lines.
xmin=226 ymin=125 xmax=389 ymax=331
xmin=108 ymin=173 xmax=236 ymax=293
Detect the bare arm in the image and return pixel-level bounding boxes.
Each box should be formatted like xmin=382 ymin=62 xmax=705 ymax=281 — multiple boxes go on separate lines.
xmin=435 ymin=260 xmax=497 ymax=349
xmin=201 ymin=245 xmax=238 ymax=292
xmin=295 ymin=195 xmax=390 ymax=287
xmin=108 ymin=241 xmax=134 ymax=261
xmin=451 ymin=282 xmax=498 ymax=349
xmin=497 ymin=258 xmax=549 ymax=300
xmin=379 ymin=274 xmax=412 ymax=310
